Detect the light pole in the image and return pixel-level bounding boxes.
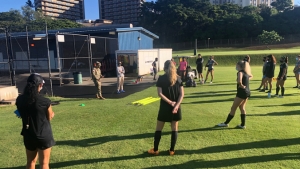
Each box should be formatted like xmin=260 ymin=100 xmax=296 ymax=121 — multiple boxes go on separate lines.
xmin=208 ymin=38 xmax=210 ymax=49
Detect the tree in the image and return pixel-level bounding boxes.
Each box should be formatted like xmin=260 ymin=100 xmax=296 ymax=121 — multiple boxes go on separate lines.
xmin=21 ymin=5 xmax=35 ymax=22
xmin=257 ymin=30 xmax=283 ymax=49
xmin=271 ymin=0 xmax=293 ymax=11
xmin=26 ymin=0 xmax=34 ymax=8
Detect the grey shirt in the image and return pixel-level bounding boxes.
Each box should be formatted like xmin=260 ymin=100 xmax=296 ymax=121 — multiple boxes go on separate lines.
xmin=117 ymin=66 xmax=125 ymax=77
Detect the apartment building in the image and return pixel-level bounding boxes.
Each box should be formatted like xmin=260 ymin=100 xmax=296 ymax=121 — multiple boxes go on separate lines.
xmin=99 ymin=0 xmax=145 ymax=25
xmin=34 ymin=0 xmax=85 ymax=20
xmin=210 ymin=0 xmax=294 ymax=7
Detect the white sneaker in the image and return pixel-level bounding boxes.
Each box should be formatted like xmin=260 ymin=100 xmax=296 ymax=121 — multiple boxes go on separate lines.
xmin=279 ymin=95 xmax=284 ymax=98
xmin=210 ymin=82 xmax=213 ymax=84
xmin=237 ymin=125 xmax=246 ymax=129
xmin=217 ymin=123 xmax=229 ymax=127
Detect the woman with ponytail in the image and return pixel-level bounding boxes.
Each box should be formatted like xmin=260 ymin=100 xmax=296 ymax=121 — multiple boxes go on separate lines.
xmin=217 ymin=60 xmax=252 ymax=129
xmin=16 ymin=73 xmax=55 ymax=169
xmin=275 ymin=56 xmax=288 ymax=98
xmin=148 ymin=60 xmax=184 ymax=156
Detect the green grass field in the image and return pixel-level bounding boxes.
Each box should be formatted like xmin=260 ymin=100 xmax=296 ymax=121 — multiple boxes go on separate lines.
xmin=1 ymin=66 xmax=300 ymax=169
xmin=173 ymin=47 xmax=300 ymax=57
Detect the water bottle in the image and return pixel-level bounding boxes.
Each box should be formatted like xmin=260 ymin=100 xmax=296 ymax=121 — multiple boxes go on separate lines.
xmin=14 ymin=110 xmax=21 ymax=118
xmin=268 ymin=92 xmax=271 ymax=98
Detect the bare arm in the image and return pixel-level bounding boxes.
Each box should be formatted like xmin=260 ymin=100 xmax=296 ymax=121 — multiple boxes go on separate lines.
xmin=214 ymin=60 xmax=218 ymax=65
xmin=47 ymin=105 xmax=55 ymax=121
xmin=238 ymin=72 xmax=246 ymax=89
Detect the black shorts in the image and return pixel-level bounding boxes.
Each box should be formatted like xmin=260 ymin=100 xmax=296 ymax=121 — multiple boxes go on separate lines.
xmin=236 ymin=92 xmax=250 ymax=99
xmin=153 ymin=69 xmax=157 ymax=74
xmin=197 ymin=66 xmax=203 ymax=74
xmin=24 ymin=137 xmax=55 ymax=151
xmin=208 ymin=68 xmax=213 ymax=72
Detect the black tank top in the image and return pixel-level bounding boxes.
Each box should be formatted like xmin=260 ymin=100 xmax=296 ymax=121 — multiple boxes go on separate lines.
xmin=236 ymin=70 xmax=250 ymax=93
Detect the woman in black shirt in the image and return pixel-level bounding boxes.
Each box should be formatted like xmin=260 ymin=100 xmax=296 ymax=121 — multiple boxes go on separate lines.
xmin=217 ymin=60 xmax=252 ymax=129
xmin=260 ymin=55 xmax=276 ymax=93
xmin=148 ymin=60 xmax=184 ymax=156
xmin=16 ymin=73 xmax=55 ymax=169
xmin=196 ymin=54 xmax=204 ymax=83
xmin=275 ymin=56 xmax=288 ymax=97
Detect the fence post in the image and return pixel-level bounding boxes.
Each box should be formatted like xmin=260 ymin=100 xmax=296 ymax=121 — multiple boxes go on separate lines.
xmin=194 ymin=39 xmax=197 ymax=55
xmin=55 ymin=32 xmax=62 ymax=86
xmin=46 ymin=23 xmax=53 ymax=97
xmin=7 ymin=28 xmax=16 ymax=86
xmin=88 ymin=34 xmax=92 ymax=78
xmin=26 ymin=26 xmax=32 ymax=73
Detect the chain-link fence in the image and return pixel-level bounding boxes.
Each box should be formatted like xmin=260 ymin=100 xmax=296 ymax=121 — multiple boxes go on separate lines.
xmin=0 ymin=27 xmax=119 ymax=93
xmin=154 ymin=34 xmax=300 ymax=51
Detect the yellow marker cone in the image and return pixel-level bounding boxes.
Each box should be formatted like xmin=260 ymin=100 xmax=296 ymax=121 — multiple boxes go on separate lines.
xmin=132 ymin=97 xmax=152 ymax=104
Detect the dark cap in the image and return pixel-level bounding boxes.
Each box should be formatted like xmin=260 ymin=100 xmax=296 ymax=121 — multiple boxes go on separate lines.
xmin=27 ymin=73 xmax=45 ymax=84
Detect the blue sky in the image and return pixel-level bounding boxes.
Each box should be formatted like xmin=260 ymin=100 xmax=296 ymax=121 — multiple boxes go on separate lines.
xmin=0 ymin=0 xmax=298 ymax=20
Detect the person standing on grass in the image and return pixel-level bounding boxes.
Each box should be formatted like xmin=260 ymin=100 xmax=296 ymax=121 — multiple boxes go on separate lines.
xmin=92 ymin=61 xmax=105 ymax=100
xmin=152 ymin=58 xmax=158 ymax=80
xmin=217 ymin=60 xmax=253 ymax=129
xmin=204 ymin=56 xmax=218 ymax=84
xmin=260 ymin=55 xmax=276 ymax=93
xmin=196 ymin=54 xmax=204 ymax=83
xmin=275 ymin=56 xmax=288 ymax=98
xmin=148 ymin=60 xmax=184 ymax=156
xmin=16 ymin=73 xmax=55 ymax=169
xmin=117 ymin=61 xmax=125 ymax=94
xmin=292 ymin=55 xmax=300 ymax=89
xmin=257 ymin=57 xmax=268 ymax=90
xmin=179 ymin=57 xmax=188 ymax=81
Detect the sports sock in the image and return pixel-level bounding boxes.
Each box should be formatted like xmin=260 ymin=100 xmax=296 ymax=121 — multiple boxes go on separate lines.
xmin=281 ymin=87 xmax=285 ymax=96
xmin=154 ymin=131 xmax=161 ymax=151
xmin=170 ymin=131 xmax=178 ymax=151
xmin=224 ymin=114 xmax=234 ymax=124
xmin=241 ymin=114 xmax=246 ymax=126
xmin=276 ymin=87 xmax=280 ymax=95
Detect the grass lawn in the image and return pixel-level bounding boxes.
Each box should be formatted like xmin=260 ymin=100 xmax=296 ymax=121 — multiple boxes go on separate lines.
xmin=173 ymin=47 xmax=300 ymax=56
xmin=1 ymin=66 xmax=300 ymax=169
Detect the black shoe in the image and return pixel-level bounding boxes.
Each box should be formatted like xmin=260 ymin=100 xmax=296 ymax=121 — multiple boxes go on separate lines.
xmin=293 ymin=86 xmax=299 ymax=88
xmin=265 ymin=87 xmax=268 ymax=90
xmin=259 ymin=89 xmax=265 ymax=92
xmin=256 ymin=88 xmax=261 ymax=90
xmin=266 ymin=90 xmax=271 ymax=93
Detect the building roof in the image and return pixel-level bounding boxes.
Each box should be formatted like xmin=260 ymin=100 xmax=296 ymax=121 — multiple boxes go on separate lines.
xmin=0 ymin=24 xmax=159 ymax=40
xmin=116 ymin=27 xmax=159 ymax=39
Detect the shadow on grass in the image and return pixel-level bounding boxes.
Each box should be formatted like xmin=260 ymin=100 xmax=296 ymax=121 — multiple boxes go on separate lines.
xmin=247 ymin=110 xmax=300 ymax=116
xmin=185 ymin=93 xmax=235 ymax=98
xmin=190 ymin=90 xmax=236 ymax=95
xmin=182 ymin=98 xmax=234 ymax=104
xmin=142 ymin=153 xmax=300 ymax=169
xmin=4 ymin=140 xmax=300 ymax=169
xmin=255 ymin=102 xmax=300 ymax=108
xmin=55 ymin=127 xmax=234 ymax=147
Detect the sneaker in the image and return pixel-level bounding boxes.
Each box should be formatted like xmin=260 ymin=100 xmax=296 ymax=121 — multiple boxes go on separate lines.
xmin=256 ymin=88 xmax=261 ymax=90
xmin=169 ymin=150 xmax=175 ymax=156
xmin=259 ymin=89 xmax=265 ymax=92
xmin=217 ymin=123 xmax=229 ymax=127
xmin=148 ymin=148 xmax=159 ymax=155
xmin=117 ymin=91 xmax=120 ymax=94
xmin=274 ymin=94 xmax=279 ymax=97
xmin=210 ymin=82 xmax=213 ymax=84
xmin=293 ymin=86 xmax=299 ymax=88
xmin=237 ymin=125 xmax=246 ymax=129
xmin=121 ymin=90 xmax=125 ymax=93
xmin=279 ymin=95 xmax=284 ymax=98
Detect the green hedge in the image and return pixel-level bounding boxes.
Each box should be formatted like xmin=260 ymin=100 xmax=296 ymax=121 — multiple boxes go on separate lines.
xmin=176 ymin=53 xmax=299 ymax=66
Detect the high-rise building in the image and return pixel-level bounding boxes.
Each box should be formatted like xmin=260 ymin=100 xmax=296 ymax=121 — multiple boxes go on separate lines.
xmin=34 ymin=0 xmax=85 ymax=21
xmin=210 ymin=0 xmax=294 ymax=7
xmin=99 ymin=0 xmax=145 ymax=25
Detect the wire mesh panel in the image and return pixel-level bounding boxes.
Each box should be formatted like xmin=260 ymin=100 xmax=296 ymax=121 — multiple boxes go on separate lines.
xmin=90 ymin=37 xmax=118 ymax=76
xmin=0 ymin=37 xmax=11 ymax=86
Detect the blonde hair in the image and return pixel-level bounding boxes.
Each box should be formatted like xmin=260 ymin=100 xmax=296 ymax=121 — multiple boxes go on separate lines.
xmin=164 ymin=60 xmax=178 ymax=86
xmin=237 ymin=60 xmax=252 ymax=76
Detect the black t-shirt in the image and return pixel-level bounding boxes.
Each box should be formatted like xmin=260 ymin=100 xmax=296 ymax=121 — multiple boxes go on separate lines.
xmin=16 ymin=94 xmax=53 ymax=140
xmin=265 ymin=62 xmax=275 ymax=77
xmin=156 ymin=74 xmax=183 ymax=104
xmin=196 ymin=58 xmax=203 ymax=67
xmin=278 ymin=63 xmax=288 ymax=77
xmin=236 ymin=70 xmax=250 ymax=95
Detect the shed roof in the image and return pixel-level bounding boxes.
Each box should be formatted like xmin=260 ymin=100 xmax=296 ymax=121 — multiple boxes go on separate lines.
xmin=116 ymin=27 xmax=159 ymax=39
